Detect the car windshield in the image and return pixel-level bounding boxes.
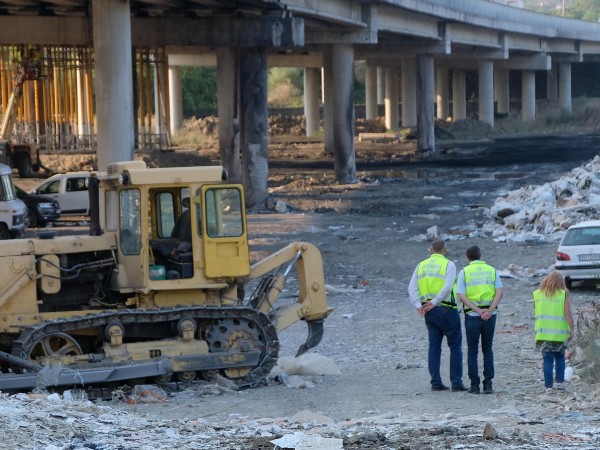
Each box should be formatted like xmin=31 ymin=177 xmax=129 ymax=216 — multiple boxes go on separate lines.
xmin=562 ymin=227 xmax=600 ymax=246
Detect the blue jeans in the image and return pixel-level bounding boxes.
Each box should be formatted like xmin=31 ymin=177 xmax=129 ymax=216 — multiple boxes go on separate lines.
xmin=543 ymin=350 xmax=566 ymax=388
xmin=465 ymin=314 xmax=496 ymax=386
xmin=424 ymin=305 xmax=463 ymax=388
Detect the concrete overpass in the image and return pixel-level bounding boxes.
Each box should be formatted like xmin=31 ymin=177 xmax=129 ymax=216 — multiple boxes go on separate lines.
xmin=0 ymin=0 xmax=600 ymax=204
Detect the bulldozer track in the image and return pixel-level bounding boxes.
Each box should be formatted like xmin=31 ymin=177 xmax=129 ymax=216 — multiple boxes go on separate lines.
xmin=8 ymin=306 xmax=279 ymax=389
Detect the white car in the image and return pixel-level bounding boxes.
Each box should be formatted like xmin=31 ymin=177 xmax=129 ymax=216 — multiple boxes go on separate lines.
xmin=555 ymin=220 xmax=600 ymax=289
xmin=29 ymin=171 xmax=90 ymax=216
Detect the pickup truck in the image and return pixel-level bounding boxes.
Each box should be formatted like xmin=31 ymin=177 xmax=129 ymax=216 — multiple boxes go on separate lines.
xmin=30 ymin=171 xmax=90 ymax=216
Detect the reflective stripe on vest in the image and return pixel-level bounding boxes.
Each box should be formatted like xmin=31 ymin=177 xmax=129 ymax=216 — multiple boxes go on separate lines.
xmin=533 ymin=289 xmax=569 ymax=342
xmin=463 ymin=261 xmax=496 ymax=313
xmin=417 ymin=254 xmax=455 ymax=308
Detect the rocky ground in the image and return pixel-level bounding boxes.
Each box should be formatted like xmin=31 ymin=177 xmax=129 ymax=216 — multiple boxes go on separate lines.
xmin=6 ymin=131 xmax=600 ymax=449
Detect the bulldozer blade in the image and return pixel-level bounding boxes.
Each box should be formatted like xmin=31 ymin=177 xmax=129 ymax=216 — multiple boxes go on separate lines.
xmin=295 ymin=319 xmax=324 ymax=357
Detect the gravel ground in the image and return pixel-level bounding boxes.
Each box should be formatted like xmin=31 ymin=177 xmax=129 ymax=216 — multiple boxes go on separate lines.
xmin=5 ymin=136 xmax=600 ymax=449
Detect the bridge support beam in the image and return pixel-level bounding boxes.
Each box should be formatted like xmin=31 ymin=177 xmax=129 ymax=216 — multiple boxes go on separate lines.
xmin=417 ymin=54 xmax=435 ymax=152
xmin=401 ymin=58 xmax=417 ymax=128
xmin=92 ymin=0 xmax=135 ymax=169
xmin=217 ymin=47 xmax=241 ymax=183
xmin=479 ymin=60 xmax=494 ymax=126
xmin=559 ymin=62 xmax=572 ymax=112
xmin=547 ymin=62 xmax=558 ymax=101
xmin=168 ymin=66 xmax=183 ymax=136
xmin=304 ymin=67 xmax=321 ymax=136
xmin=365 ymin=64 xmax=378 ymax=120
xmin=452 ymin=69 xmax=466 ymax=120
xmin=522 ymin=70 xmax=536 ymax=122
xmin=331 ymin=43 xmax=357 ymax=183
xmin=240 ymin=48 xmax=269 ymax=206
xmin=323 ymin=49 xmax=334 ymax=154
xmin=377 ymin=67 xmax=385 ymax=106
xmin=385 ymin=67 xmax=399 ymax=131
xmin=436 ymin=67 xmax=449 ymax=121
xmin=495 ymin=67 xmax=509 ymax=116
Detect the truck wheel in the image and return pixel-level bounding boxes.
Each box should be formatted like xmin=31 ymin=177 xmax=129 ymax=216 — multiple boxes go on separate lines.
xmin=17 ymin=156 xmax=32 ymax=178
xmin=0 ymin=223 xmax=10 ymax=240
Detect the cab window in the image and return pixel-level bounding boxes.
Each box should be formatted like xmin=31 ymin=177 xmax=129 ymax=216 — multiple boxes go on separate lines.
xmin=205 ymin=187 xmax=243 ymax=238
xmin=120 ymin=189 xmax=141 ymax=255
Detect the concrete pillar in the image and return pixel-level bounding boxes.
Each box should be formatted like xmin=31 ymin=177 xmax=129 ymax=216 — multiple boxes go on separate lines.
xmin=76 ymin=58 xmax=87 ymax=138
xmin=559 ymin=62 xmax=572 ymax=112
xmin=377 ymin=66 xmax=385 ymax=105
xmin=436 ymin=67 xmax=449 ymax=121
xmin=547 ymin=62 xmax=558 ymax=101
xmin=321 ymin=67 xmax=326 ymax=104
xmin=168 ymin=66 xmax=183 ymax=136
xmin=92 ymin=0 xmax=134 ymax=169
xmin=522 ymin=70 xmax=536 ymax=122
xmin=401 ymin=57 xmax=417 ymax=128
xmin=216 ymin=47 xmax=241 ymax=183
xmin=331 ymin=43 xmax=356 ymax=183
xmin=494 ymin=67 xmax=510 ymax=116
xmin=239 ymin=48 xmax=269 ymax=206
xmin=365 ymin=65 xmax=378 ymax=120
xmin=304 ymin=67 xmax=321 ymax=136
xmin=417 ymin=54 xmax=435 ymax=152
xmin=323 ymin=48 xmax=334 ymax=155
xmin=452 ymin=69 xmax=466 ymax=120
xmin=478 ymin=60 xmax=494 ymax=126
xmin=384 ymin=67 xmax=399 ymax=131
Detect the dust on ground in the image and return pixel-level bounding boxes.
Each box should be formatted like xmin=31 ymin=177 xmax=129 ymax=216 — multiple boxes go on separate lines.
xmin=7 ymin=127 xmax=600 ymax=449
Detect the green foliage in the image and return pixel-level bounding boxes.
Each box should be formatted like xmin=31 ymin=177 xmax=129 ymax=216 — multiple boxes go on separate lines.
xmin=565 ymin=0 xmax=600 ymax=20
xmin=182 ymin=67 xmax=217 ymax=116
xmin=268 ymin=67 xmax=303 ymax=107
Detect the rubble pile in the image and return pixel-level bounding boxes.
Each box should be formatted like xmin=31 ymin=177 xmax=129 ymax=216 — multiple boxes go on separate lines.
xmin=485 ymin=155 xmax=600 ymax=242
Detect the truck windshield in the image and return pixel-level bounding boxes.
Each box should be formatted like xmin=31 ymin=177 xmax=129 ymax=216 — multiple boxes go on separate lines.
xmin=0 ymin=173 xmax=17 ymax=201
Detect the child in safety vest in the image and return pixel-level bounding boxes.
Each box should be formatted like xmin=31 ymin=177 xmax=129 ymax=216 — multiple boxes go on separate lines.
xmin=533 ymin=270 xmax=575 ymax=393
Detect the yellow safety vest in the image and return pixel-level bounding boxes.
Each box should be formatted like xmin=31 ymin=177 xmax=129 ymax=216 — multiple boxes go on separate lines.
xmin=533 ymin=289 xmax=569 ymax=342
xmin=417 ymin=254 xmax=455 ymax=308
xmin=463 ymin=261 xmax=496 ymax=313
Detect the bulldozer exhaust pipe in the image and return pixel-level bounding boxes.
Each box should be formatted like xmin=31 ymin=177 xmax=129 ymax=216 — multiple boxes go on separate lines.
xmin=296 ymin=319 xmax=324 ymax=357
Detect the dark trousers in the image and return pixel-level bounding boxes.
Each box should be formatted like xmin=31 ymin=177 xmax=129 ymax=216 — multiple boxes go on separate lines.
xmin=465 ymin=314 xmax=497 ymax=386
xmin=542 ymin=350 xmax=566 ymax=388
xmin=424 ymin=305 xmax=463 ymax=388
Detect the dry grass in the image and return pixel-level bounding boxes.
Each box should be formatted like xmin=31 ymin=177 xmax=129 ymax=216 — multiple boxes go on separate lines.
xmin=572 ymin=301 xmax=600 ymax=383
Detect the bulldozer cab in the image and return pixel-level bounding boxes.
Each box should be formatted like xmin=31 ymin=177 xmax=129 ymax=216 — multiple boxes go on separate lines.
xmin=96 ymin=162 xmax=250 ymax=291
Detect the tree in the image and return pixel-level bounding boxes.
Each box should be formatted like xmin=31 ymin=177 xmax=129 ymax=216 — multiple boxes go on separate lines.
xmin=565 ymin=0 xmax=600 ymax=21
xmin=182 ymin=67 xmax=217 ymax=116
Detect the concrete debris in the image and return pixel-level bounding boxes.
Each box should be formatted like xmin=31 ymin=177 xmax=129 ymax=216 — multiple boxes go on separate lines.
xmin=497 ymin=264 xmax=552 ymax=279
xmin=270 ymin=354 xmax=342 ymax=377
xmin=487 ymin=155 xmax=600 ymax=240
xmin=271 ymin=432 xmax=343 ymax=449
xmin=483 ymin=422 xmax=499 ymax=440
xmin=325 ymin=284 xmax=366 ymax=294
xmin=426 ymin=225 xmax=439 ymax=239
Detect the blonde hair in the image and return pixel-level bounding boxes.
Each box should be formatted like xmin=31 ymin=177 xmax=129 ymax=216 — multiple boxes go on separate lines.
xmin=539 ymin=270 xmax=566 ymax=295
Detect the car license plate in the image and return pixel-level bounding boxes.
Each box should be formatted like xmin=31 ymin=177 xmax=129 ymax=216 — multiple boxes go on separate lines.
xmin=579 ymin=254 xmax=600 ymax=261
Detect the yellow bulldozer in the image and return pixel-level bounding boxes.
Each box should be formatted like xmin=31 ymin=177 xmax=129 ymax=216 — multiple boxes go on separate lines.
xmin=0 ymin=160 xmax=330 ymax=391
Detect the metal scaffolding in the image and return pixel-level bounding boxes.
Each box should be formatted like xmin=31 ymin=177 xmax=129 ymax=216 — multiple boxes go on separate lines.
xmin=0 ymin=45 xmax=170 ymax=153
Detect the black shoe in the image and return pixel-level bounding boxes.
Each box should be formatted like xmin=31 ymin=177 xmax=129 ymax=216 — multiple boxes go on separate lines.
xmin=483 ymin=383 xmax=493 ymax=394
xmin=452 ymin=385 xmax=468 ymax=392
xmin=431 ymin=384 xmax=449 ymax=391
xmin=468 ymin=385 xmax=480 ymax=394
